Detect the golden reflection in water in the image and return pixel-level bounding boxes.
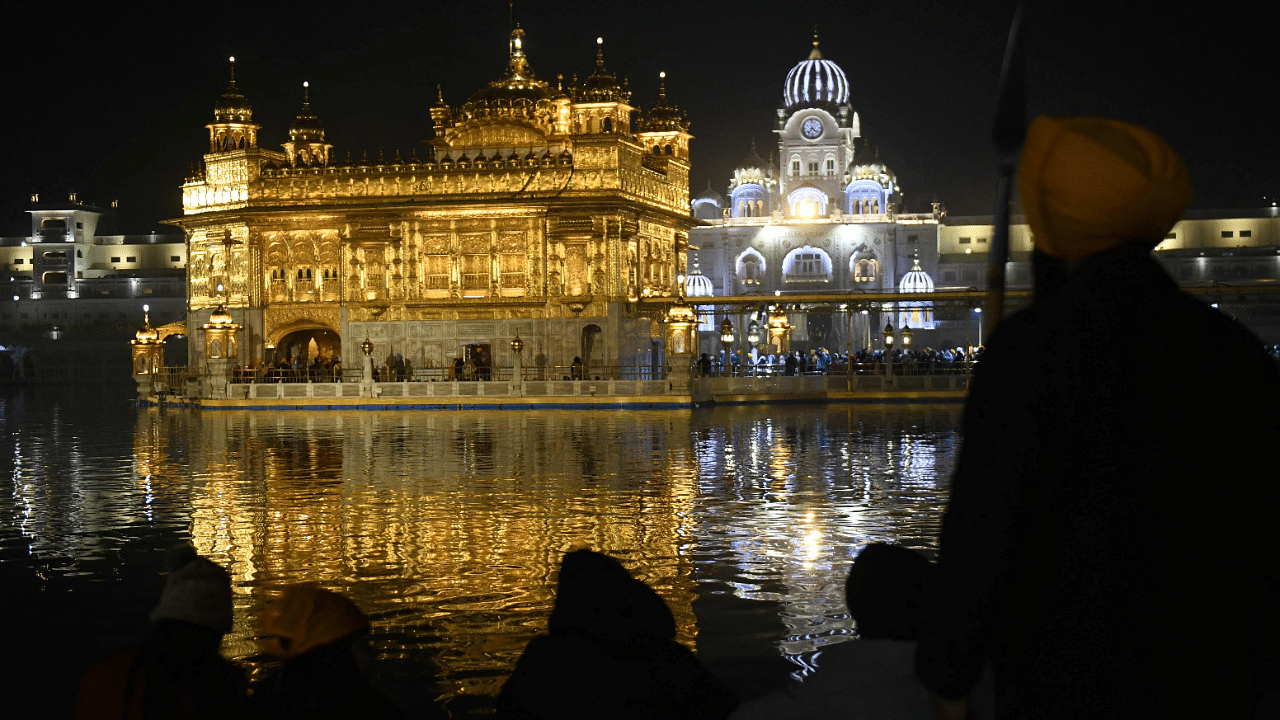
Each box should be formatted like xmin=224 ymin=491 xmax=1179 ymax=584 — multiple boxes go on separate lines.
xmin=148 ymin=410 xmax=700 ymax=705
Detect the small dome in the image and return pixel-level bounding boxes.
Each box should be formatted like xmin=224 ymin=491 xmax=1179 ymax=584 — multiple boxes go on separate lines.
xmin=694 ymin=182 xmax=723 ymax=204
xmin=684 ymin=256 xmax=715 ymax=297
xmin=783 ymin=37 xmax=849 ymax=109
xmin=508 ymin=150 xmax=522 ymax=165
xmin=134 ymin=311 xmax=159 ymax=344
xmin=208 ymin=304 xmax=234 ymax=327
xmin=666 ymin=296 xmax=697 ymax=323
xmin=289 ymin=82 xmax=325 ymax=142
xmin=213 ymin=58 xmax=253 ymax=123
xmin=898 ymin=254 xmax=934 ymax=293
xmin=642 ymin=73 xmax=688 ymax=133
xmin=580 ymin=38 xmax=631 ymax=104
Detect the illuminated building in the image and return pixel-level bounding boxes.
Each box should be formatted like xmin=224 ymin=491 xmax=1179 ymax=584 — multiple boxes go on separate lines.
xmin=170 ymin=28 xmax=695 ymax=380
xmin=688 ymin=34 xmax=946 ymax=353
xmin=0 ymin=196 xmax=185 ymax=381
xmin=690 ymin=34 xmax=1280 ymax=351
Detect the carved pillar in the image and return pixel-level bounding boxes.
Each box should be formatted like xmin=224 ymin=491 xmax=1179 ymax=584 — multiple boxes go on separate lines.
xmin=201 ymin=304 xmax=241 ymax=400
xmin=664 ymin=297 xmax=696 ymax=392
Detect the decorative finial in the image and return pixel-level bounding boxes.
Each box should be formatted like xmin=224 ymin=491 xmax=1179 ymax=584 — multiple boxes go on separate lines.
xmin=809 ymin=28 xmax=822 ymax=59
xmin=596 ymin=37 xmax=605 ymax=70
xmin=436 ymin=84 xmax=444 ymax=103
xmin=557 ymin=73 xmax=563 ymax=92
xmin=228 ymin=56 xmax=236 ymax=83
xmin=657 ymin=71 xmax=667 ymax=102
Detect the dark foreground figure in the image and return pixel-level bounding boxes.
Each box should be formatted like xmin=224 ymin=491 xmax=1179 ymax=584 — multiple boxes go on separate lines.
xmin=249 ymin=584 xmax=402 ymax=718
xmin=497 ymin=549 xmax=738 ymax=719
xmin=76 ymin=544 xmax=245 ymax=719
xmin=733 ymin=543 xmax=943 ymax=719
xmin=916 ymin=117 xmax=1280 ymax=718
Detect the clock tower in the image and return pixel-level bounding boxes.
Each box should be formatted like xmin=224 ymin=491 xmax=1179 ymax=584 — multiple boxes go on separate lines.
xmin=775 ymin=34 xmax=859 ymax=217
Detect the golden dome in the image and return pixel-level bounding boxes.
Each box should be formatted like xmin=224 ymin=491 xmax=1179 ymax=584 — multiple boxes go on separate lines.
xmin=459 ymin=25 xmax=558 ymax=122
xmin=134 ymin=309 xmax=159 ymax=344
xmin=665 ymin=296 xmax=697 ymax=324
xmin=289 ymin=82 xmax=325 ymax=142
xmin=213 ymin=57 xmax=253 ymax=124
xmin=207 ymin=304 xmax=234 ymax=327
xmin=642 ymin=72 xmax=688 ymax=132
xmin=579 ymin=38 xmax=630 ymax=104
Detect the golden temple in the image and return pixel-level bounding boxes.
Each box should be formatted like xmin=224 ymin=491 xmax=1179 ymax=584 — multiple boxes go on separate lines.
xmin=168 ymin=28 xmax=695 ymax=379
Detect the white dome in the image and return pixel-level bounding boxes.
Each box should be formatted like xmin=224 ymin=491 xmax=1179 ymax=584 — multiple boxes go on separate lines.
xmin=685 ymin=257 xmax=715 ymax=297
xmin=783 ymin=43 xmax=849 ymax=109
xmin=898 ymin=255 xmax=934 ymax=293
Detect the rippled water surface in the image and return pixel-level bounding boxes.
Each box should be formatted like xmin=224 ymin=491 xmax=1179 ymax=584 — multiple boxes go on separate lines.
xmin=0 ymin=387 xmax=958 ymax=716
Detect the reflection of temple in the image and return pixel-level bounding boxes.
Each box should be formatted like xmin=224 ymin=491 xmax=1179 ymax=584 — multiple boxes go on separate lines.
xmin=170 ymin=28 xmax=695 ymax=379
xmin=156 ymin=410 xmax=700 ymax=706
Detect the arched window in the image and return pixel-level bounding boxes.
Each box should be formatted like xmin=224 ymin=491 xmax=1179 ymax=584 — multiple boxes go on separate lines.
xmin=756 ymin=200 xmax=764 ymax=216
xmin=871 ymin=199 xmax=879 ymax=214
xmin=783 ymin=246 xmax=832 ymax=283
xmin=737 ymin=249 xmax=766 ymax=286
xmin=654 ymin=146 xmax=661 ymax=155
xmin=602 ymin=117 xmax=613 ymax=133
xmin=664 ymin=145 xmax=673 ymax=155
xmin=854 ymin=259 xmax=878 ymax=282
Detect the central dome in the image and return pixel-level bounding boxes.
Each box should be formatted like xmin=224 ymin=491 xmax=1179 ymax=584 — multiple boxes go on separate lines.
xmin=783 ymin=39 xmax=849 ymax=109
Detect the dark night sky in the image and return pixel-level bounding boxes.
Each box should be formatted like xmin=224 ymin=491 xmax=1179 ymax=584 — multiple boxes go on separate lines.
xmin=4 ymin=1 xmax=1275 ymax=236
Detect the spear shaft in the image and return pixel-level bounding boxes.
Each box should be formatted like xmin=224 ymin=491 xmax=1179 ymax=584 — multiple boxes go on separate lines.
xmin=985 ymin=4 xmax=1027 ymax=341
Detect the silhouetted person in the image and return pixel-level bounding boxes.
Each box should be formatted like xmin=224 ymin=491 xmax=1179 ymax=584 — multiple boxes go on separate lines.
xmin=248 ymin=585 xmax=401 ymax=719
xmin=731 ymin=544 xmax=943 ymax=720
xmin=698 ymin=353 xmax=712 ymax=377
xmin=915 ymin=117 xmax=1280 ymax=719
xmin=76 ymin=543 xmax=245 ymax=720
xmin=497 ymin=549 xmax=737 ymax=719
xmin=570 ymin=356 xmax=583 ymax=380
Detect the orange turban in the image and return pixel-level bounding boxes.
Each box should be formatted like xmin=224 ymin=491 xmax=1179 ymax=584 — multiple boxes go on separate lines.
xmin=1018 ymin=116 xmax=1194 ymax=262
xmin=258 ymin=585 xmax=371 ymax=660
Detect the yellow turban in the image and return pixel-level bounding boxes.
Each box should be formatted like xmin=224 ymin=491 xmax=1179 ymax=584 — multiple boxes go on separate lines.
xmin=258 ymin=585 xmax=371 ymax=660
xmin=1018 ymin=116 xmax=1193 ymax=262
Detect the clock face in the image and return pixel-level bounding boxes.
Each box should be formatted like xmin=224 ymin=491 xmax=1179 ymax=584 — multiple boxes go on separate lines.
xmin=802 ymin=117 xmax=823 ymax=139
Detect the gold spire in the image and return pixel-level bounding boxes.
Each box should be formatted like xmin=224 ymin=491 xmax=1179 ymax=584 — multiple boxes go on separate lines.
xmin=508 ymin=24 xmax=529 ymax=80
xmin=809 ymin=28 xmax=823 ymax=60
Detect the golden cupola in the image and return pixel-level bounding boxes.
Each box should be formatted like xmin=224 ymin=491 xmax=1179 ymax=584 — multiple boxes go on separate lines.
xmin=580 ymin=38 xmax=630 ymax=104
xmin=642 ymin=72 xmax=689 ymax=133
xmin=134 ymin=307 xmax=160 ymax=344
xmin=283 ymin=81 xmax=332 ymax=167
xmin=446 ymin=25 xmax=564 ymax=148
xmin=206 ymin=57 xmax=260 ymax=153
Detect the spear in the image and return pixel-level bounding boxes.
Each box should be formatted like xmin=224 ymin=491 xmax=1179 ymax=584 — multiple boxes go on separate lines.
xmin=984 ymin=4 xmax=1027 ymax=341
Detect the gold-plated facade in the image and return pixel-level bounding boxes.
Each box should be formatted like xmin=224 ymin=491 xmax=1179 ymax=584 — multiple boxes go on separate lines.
xmin=172 ymin=31 xmax=695 ymax=376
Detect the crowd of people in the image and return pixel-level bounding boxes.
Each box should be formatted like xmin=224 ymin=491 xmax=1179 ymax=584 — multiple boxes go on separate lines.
xmin=697 ymin=346 xmax=984 ymax=378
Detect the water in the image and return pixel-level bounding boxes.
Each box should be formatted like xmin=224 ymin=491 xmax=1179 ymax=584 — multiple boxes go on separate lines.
xmin=0 ymin=386 xmax=959 ymax=716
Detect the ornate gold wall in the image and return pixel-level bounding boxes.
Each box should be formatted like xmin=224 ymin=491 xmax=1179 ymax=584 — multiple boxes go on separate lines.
xmin=170 ymin=31 xmax=696 ymax=372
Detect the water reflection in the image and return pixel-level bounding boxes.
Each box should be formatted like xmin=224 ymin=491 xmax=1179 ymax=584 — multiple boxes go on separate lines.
xmin=2 ymin=391 xmax=958 ymax=715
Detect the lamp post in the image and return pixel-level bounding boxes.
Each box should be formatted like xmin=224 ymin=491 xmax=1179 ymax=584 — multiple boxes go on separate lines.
xmin=719 ymin=317 xmax=734 ymax=376
xmin=883 ymin=321 xmax=895 ymax=383
xmin=746 ymin=320 xmax=761 ymax=367
xmin=901 ymin=324 xmax=912 ymax=376
xmin=510 ymin=330 xmax=524 ymax=381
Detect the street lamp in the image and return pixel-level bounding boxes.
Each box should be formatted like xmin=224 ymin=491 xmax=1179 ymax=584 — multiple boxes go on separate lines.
xmin=719 ymin=318 xmax=734 ymax=376
xmin=883 ymin=321 xmax=895 ymax=380
xmin=510 ymin=330 xmax=524 ymax=382
xmin=902 ymin=324 xmax=913 ymax=348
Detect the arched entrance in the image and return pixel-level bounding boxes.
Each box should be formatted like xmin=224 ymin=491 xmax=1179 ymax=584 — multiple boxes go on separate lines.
xmin=276 ymin=328 xmax=340 ymax=365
